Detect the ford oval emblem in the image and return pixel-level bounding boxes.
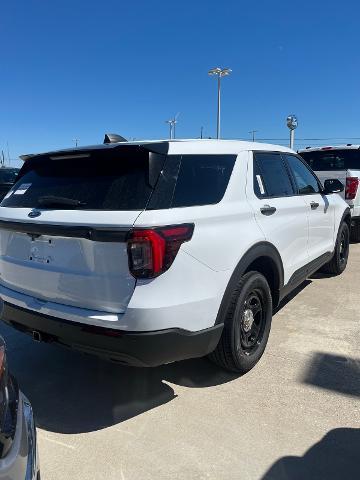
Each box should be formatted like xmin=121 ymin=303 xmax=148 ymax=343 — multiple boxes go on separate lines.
xmin=28 ymin=209 xmax=41 ymax=218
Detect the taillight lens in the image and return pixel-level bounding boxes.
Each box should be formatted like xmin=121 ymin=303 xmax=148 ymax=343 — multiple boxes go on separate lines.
xmin=127 ymin=224 xmax=194 ymax=278
xmin=345 ymin=177 xmax=359 ymax=200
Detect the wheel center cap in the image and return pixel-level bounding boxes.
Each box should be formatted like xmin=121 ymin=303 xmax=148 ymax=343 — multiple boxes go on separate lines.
xmin=242 ymin=309 xmax=254 ymax=333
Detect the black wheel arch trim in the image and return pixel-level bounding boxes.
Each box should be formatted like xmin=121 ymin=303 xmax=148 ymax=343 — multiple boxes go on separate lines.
xmin=341 ymin=207 xmax=351 ymax=228
xmin=215 ymin=241 xmax=284 ymax=324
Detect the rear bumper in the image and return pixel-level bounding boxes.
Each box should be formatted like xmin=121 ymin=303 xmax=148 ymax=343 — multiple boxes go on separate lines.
xmin=1 ymin=302 xmax=223 ymax=367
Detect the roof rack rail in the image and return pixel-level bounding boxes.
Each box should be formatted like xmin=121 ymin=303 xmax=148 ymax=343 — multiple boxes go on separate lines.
xmin=103 ymin=133 xmax=127 ymax=144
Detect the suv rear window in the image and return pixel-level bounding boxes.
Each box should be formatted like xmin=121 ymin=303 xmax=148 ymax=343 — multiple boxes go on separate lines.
xmin=299 ymin=149 xmax=360 ymax=170
xmin=1 ymin=149 xmax=155 ymax=210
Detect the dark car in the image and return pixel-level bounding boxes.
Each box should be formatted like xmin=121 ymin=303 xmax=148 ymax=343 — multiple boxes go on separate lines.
xmin=0 ymin=335 xmax=39 ymax=479
xmin=0 ymin=168 xmax=19 ymax=201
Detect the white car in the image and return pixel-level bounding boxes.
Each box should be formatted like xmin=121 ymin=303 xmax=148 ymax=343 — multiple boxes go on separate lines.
xmin=298 ymin=145 xmax=360 ymax=241
xmin=0 ymin=139 xmax=350 ymax=373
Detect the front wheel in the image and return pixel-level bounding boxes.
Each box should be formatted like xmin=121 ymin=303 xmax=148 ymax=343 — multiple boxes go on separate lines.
xmin=209 ymin=271 xmax=272 ymax=374
xmin=320 ymin=222 xmax=350 ymax=275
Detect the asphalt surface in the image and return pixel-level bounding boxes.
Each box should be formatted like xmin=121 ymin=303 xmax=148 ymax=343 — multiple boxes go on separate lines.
xmin=1 ymin=245 xmax=359 ymax=480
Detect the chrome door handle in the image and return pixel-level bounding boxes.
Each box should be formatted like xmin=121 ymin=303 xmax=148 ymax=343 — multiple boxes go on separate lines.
xmin=310 ymin=201 xmax=319 ymax=209
xmin=260 ymin=205 xmax=277 ymax=215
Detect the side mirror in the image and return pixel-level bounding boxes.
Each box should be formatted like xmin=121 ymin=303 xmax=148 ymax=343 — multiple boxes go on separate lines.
xmin=323 ymin=178 xmax=344 ymax=194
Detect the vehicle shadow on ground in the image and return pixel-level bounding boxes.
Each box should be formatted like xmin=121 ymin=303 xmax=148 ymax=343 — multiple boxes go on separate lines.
xmin=261 ymin=428 xmax=360 ymax=480
xmin=301 ymin=351 xmax=360 ymax=397
xmin=261 ymin=351 xmax=360 ymax=478
xmin=0 ymin=323 xmax=238 ymax=434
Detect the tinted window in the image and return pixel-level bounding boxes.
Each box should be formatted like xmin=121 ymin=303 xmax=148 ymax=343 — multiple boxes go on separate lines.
xmin=0 ymin=169 xmax=18 ymax=184
xmin=1 ymin=150 xmax=154 ymax=210
xmin=254 ymin=153 xmax=294 ymax=198
xmin=171 ymin=155 xmax=236 ymax=207
xmin=299 ymin=149 xmax=360 ymax=171
xmin=284 ymin=155 xmax=320 ymax=194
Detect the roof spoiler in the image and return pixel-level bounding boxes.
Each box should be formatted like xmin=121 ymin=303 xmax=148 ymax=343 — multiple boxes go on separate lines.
xmin=103 ymin=133 xmax=127 ymax=144
xmin=19 ymin=154 xmax=34 ymax=161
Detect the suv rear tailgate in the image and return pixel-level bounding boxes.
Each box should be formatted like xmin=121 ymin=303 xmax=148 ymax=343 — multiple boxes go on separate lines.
xmin=0 ymin=209 xmax=139 ymax=313
xmin=0 ymin=145 xmax=168 ymax=313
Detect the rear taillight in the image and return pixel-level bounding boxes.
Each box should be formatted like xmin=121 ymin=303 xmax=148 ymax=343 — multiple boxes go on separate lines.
xmin=127 ymin=224 xmax=194 ymax=278
xmin=345 ymin=177 xmax=359 ymax=200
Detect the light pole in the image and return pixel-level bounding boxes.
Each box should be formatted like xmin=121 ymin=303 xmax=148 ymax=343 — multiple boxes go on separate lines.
xmin=208 ymin=67 xmax=232 ymax=139
xmin=286 ymin=114 xmax=298 ymax=149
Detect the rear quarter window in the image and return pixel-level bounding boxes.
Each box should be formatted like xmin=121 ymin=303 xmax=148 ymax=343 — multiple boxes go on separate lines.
xmin=147 ymin=154 xmax=236 ymax=209
xmin=171 ymin=155 xmax=236 ymax=207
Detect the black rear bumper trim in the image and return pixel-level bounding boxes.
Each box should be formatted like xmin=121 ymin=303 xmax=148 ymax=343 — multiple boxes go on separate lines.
xmin=1 ymin=302 xmax=223 ymax=367
xmin=0 ymin=220 xmax=130 ymax=242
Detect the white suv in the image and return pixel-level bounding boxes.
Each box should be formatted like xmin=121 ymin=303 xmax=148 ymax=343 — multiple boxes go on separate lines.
xmin=299 ymin=145 xmax=360 ymax=241
xmin=0 ymin=139 xmax=350 ymax=373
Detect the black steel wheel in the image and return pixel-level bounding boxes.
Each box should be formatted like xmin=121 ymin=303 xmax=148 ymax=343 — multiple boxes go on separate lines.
xmin=238 ymin=289 xmax=266 ymax=355
xmin=209 ymin=271 xmax=272 ymax=374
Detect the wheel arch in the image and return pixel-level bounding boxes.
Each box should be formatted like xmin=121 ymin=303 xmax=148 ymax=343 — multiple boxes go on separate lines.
xmin=342 ymin=207 xmax=351 ymax=230
xmin=215 ymin=242 xmax=284 ymax=324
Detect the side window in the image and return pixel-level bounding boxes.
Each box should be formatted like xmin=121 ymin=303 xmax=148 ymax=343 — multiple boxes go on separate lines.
xmin=171 ymin=155 xmax=236 ymax=207
xmin=284 ymin=154 xmax=321 ymax=195
xmin=253 ymin=152 xmax=295 ymax=198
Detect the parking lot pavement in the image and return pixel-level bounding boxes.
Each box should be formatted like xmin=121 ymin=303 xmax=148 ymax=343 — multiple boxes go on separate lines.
xmin=1 ymin=246 xmax=359 ymax=480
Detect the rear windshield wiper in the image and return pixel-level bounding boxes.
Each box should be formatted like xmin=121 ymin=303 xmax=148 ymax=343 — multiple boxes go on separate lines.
xmin=38 ymin=195 xmax=86 ymax=207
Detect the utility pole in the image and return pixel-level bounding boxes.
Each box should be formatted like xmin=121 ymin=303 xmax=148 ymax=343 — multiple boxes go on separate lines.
xmin=249 ymin=130 xmax=258 ymax=142
xmin=200 ymin=126 xmax=204 ymax=139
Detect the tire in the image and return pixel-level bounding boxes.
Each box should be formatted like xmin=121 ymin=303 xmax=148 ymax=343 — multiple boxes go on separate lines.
xmin=209 ymin=271 xmax=272 ymax=374
xmin=350 ymin=221 xmax=360 ymax=243
xmin=320 ymin=222 xmax=350 ymax=275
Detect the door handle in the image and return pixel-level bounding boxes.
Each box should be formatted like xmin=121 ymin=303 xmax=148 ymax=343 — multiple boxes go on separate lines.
xmin=260 ymin=205 xmax=277 ymax=215
xmin=310 ymin=201 xmax=319 ymax=209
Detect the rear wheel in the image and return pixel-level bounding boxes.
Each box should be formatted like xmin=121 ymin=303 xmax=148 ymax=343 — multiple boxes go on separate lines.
xmin=320 ymin=222 xmax=350 ymax=275
xmin=350 ymin=221 xmax=360 ymax=243
xmin=209 ymin=271 xmax=272 ymax=374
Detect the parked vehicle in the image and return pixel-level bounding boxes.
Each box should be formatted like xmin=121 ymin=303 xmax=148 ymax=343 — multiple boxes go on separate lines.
xmin=0 ymin=139 xmax=350 ymax=373
xmin=0 ymin=168 xmax=19 ymax=202
xmin=298 ymin=145 xmax=360 ymax=241
xmin=0 ymin=334 xmax=39 ymax=479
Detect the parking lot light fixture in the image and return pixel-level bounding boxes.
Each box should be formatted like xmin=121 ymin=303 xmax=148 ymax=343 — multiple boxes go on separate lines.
xmin=208 ymin=67 xmax=232 ymax=139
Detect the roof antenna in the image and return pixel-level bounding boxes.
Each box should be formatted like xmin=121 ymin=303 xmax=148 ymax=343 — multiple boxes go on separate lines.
xmin=103 ymin=133 xmax=127 ymax=144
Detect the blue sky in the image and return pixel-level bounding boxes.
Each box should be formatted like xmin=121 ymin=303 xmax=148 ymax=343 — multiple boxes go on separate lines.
xmin=0 ymin=0 xmax=359 ymax=165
